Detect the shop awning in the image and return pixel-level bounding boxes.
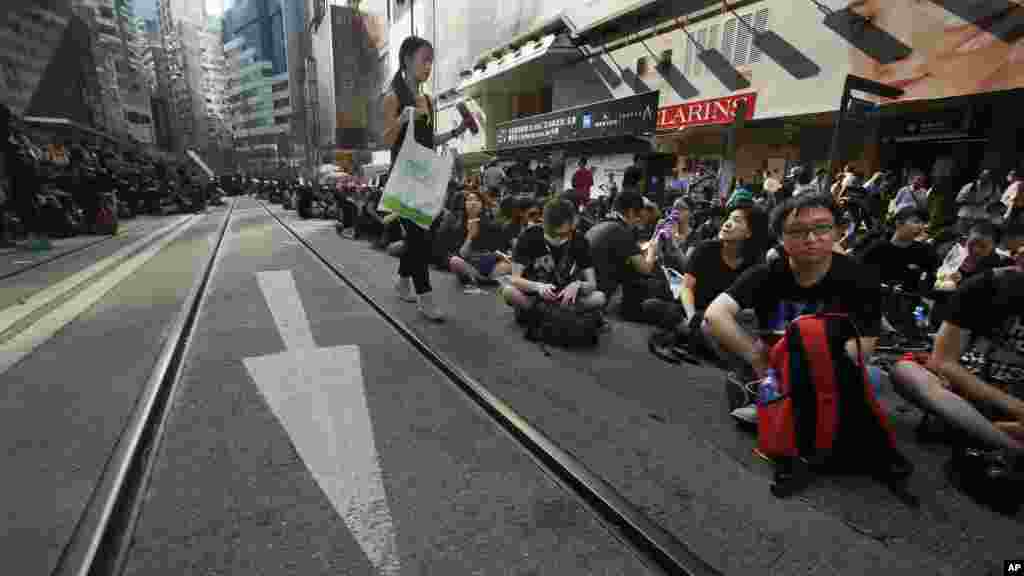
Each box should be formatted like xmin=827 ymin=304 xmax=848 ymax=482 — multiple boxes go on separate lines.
xmin=572 ymin=0 xmax=720 ymax=47
xmin=455 ymin=17 xmax=579 ymax=97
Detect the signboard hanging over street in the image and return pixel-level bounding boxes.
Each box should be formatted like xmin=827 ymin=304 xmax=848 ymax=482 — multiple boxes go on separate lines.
xmin=495 ymin=91 xmax=659 ymax=150
xmin=656 ymin=93 xmax=757 ymax=131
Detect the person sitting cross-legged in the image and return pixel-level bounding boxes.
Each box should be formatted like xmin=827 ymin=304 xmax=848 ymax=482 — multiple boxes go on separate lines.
xmin=585 ymin=191 xmax=663 ymax=323
xmin=500 ymin=197 xmax=606 ymax=323
xmin=704 ymin=193 xmax=884 ymax=424
xmin=448 ymin=189 xmax=515 ymax=293
xmin=646 ymin=201 xmax=770 ymax=366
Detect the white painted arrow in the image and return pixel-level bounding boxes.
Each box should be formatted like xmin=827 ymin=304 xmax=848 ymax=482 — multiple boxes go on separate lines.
xmin=243 ymin=270 xmax=400 ymax=575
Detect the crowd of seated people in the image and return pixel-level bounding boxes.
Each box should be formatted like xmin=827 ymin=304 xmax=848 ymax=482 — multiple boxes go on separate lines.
xmin=334 ymin=170 xmax=1024 ymax=510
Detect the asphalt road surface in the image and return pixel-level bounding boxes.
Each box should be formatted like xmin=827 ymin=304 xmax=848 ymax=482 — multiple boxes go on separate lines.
xmin=1 ymin=196 xmax=1019 ymax=576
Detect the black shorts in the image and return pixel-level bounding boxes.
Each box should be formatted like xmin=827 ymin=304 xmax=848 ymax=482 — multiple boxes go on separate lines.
xmin=466 ymin=252 xmax=499 ymax=277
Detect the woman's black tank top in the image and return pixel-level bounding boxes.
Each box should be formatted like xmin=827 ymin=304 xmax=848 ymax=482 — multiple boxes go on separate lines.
xmin=390 ymin=86 xmax=434 ymax=165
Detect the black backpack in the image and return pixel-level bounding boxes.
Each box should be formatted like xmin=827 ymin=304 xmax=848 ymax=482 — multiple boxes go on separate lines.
xmin=524 ymin=300 xmax=602 ymax=353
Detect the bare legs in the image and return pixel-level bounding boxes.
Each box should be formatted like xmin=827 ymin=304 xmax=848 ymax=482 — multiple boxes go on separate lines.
xmin=499 ymin=284 xmax=607 ymax=312
xmin=449 ymin=255 xmax=514 ymax=285
xmin=890 ymin=361 xmax=1024 ymax=454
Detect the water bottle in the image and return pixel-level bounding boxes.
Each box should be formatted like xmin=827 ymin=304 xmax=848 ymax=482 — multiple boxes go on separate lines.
xmin=913 ymin=305 xmax=927 ymax=330
xmin=759 ymin=369 xmax=780 ymax=405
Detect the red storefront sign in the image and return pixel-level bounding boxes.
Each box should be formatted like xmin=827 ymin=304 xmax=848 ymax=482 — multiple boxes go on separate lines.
xmin=657 ymin=93 xmax=758 ymax=131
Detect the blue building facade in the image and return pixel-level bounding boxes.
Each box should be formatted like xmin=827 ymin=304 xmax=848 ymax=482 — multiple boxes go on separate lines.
xmin=222 ymin=0 xmax=287 ymax=75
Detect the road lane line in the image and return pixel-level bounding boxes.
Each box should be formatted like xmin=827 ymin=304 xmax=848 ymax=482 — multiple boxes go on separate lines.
xmin=254 ymin=271 xmax=315 ymax=350
xmin=0 ymin=216 xmax=201 ymax=375
xmin=244 ymin=270 xmax=400 ymax=576
xmin=0 ymin=215 xmax=193 ymax=335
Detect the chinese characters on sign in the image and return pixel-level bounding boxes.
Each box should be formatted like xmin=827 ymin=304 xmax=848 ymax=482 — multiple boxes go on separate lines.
xmin=495 ymin=91 xmax=659 ymax=150
xmin=656 ymin=93 xmax=758 ymax=131
xmin=495 ymin=114 xmax=578 ymax=147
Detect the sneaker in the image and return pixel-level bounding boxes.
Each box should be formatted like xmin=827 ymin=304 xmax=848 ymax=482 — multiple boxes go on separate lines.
xmin=417 ymin=292 xmax=445 ymax=322
xmin=597 ymin=316 xmax=611 ymax=333
xmin=395 ymin=276 xmax=416 ymax=303
xmin=462 ymin=285 xmax=485 ymax=295
xmin=27 ymin=237 xmax=52 ymax=251
xmin=730 ymin=404 xmax=758 ymax=425
xmin=341 ymin=228 xmax=356 ymax=239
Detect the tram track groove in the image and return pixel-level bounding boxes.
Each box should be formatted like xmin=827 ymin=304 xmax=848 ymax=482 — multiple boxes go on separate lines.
xmin=259 ymin=202 xmax=720 ymax=576
xmin=0 ymin=217 xmax=164 ymax=282
xmin=49 ymin=200 xmax=237 ymax=576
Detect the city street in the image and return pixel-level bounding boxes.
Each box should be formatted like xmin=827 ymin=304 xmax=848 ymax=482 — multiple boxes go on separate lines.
xmin=4 ymin=0 xmax=1024 ymax=573
xmin=3 ymin=196 xmax=1019 ymax=576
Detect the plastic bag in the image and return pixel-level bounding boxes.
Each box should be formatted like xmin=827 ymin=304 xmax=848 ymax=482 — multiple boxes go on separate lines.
xmin=934 ymin=242 xmax=966 ymax=291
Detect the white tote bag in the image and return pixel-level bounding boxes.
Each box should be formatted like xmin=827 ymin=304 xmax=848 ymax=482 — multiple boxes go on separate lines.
xmin=377 ymin=118 xmax=453 ymax=229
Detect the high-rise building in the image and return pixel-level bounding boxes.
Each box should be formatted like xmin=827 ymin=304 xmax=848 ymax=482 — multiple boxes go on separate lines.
xmin=157 ymin=0 xmax=227 ymax=155
xmin=223 ymin=0 xmax=291 ymax=175
xmin=0 ymin=2 xmax=104 ymax=127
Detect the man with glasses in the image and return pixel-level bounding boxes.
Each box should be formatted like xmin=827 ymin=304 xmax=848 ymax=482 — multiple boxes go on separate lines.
xmin=705 ymin=194 xmax=883 ymax=423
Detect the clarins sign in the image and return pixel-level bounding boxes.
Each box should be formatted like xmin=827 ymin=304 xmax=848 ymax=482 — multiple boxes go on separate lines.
xmin=657 ymin=93 xmax=758 ymax=131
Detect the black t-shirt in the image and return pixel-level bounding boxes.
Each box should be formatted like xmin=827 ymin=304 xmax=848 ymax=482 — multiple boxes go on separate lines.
xmin=585 ymin=218 xmax=642 ymax=297
xmin=948 ymin=268 xmax=1024 ymax=388
xmin=726 ymin=253 xmax=882 ymax=338
xmin=462 ymin=213 xmax=507 ymax=255
xmin=501 ymin=220 xmax=523 ymax=250
xmin=513 ymin=225 xmax=593 ymax=288
xmin=859 ymin=238 xmax=937 ymax=290
xmin=686 ymin=240 xmax=754 ymax=310
xmin=622 ymin=165 xmax=643 ymax=190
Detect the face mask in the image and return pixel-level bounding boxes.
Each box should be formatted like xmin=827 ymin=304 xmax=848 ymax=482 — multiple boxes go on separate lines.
xmin=545 ymin=233 xmax=569 ymax=247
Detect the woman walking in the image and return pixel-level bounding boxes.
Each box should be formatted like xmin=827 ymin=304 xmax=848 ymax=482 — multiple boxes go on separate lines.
xmin=380 ymin=36 xmax=469 ymax=321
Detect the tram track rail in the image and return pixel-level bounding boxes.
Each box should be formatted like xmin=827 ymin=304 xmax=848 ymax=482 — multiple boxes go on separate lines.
xmin=0 ymin=218 xmax=161 ymax=282
xmin=258 ymin=203 xmax=720 ymax=576
xmin=49 ymin=200 xmax=237 ymax=576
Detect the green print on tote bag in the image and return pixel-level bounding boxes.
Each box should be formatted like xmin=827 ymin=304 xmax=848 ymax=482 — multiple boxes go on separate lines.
xmin=378 ymin=119 xmax=454 ymax=229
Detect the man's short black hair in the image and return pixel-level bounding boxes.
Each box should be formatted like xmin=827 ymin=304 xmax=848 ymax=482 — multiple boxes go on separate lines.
xmin=892 ymin=205 xmax=928 ymax=224
xmin=770 ymin=193 xmax=839 ymax=238
xmin=543 ymin=197 xmax=578 ymax=231
xmin=614 ymin=190 xmax=645 ymax=214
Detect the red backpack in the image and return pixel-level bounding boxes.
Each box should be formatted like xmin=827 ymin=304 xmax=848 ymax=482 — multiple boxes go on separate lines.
xmin=757 ymin=313 xmax=916 ymax=505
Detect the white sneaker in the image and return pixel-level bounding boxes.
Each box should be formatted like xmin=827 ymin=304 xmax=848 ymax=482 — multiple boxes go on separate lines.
xmin=417 ymin=292 xmax=445 ymax=322
xmin=395 ymin=276 xmax=416 ymax=302
xmin=730 ymin=404 xmax=758 ymax=425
